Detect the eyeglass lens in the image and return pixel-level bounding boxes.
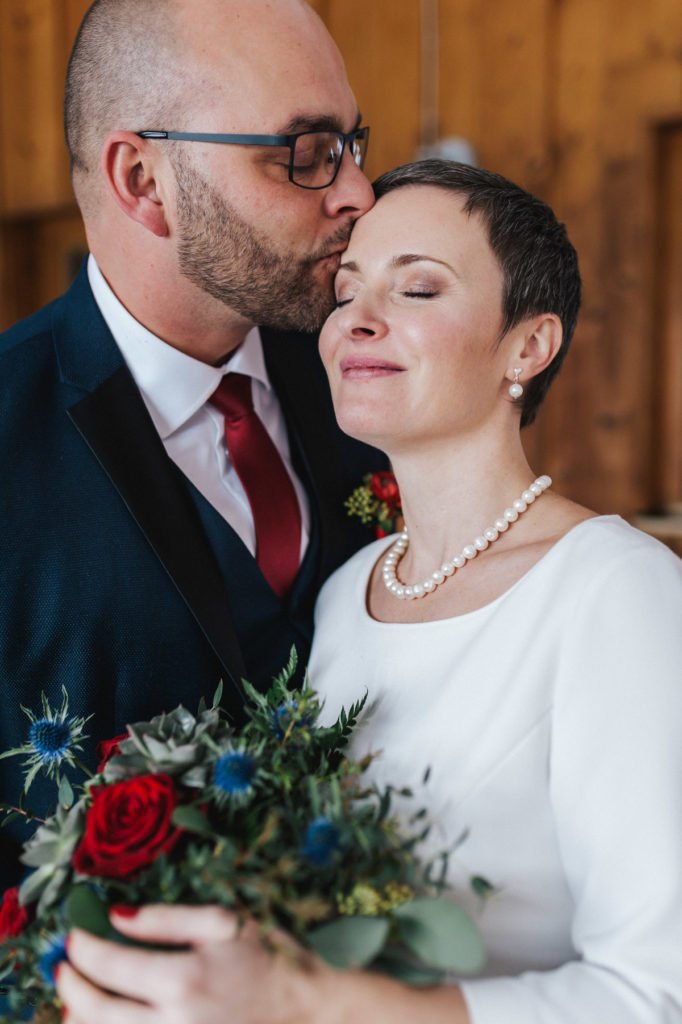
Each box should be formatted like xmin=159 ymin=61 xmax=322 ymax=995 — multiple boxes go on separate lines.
xmin=292 ymin=131 xmax=367 ymax=187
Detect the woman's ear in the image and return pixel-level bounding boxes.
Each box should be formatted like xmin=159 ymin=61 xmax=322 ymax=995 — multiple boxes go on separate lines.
xmin=101 ymin=131 xmax=170 ymax=238
xmin=509 ymin=313 xmax=563 ymax=382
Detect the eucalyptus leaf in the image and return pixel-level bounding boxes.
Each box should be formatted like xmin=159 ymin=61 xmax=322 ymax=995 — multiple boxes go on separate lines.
xmin=212 ymin=680 xmax=224 ymax=708
xmin=58 ymin=775 xmax=74 ymax=809
xmin=374 ymin=945 xmax=444 ymax=987
xmin=172 ymin=805 xmax=216 ymax=837
xmin=66 ymin=885 xmax=112 ymax=939
xmin=308 ymin=916 xmax=389 ymax=969
xmin=394 ymin=899 xmax=485 ymax=974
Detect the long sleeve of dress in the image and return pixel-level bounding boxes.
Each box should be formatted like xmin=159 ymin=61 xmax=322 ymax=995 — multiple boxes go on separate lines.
xmin=460 ymin=543 xmax=682 ymax=1023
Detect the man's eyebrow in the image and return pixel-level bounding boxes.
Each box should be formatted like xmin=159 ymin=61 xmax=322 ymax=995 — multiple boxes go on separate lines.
xmin=279 ymin=111 xmax=363 ymax=135
xmin=338 ymin=254 xmax=458 ymax=275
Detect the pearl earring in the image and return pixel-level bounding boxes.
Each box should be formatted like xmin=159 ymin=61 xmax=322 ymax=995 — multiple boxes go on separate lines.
xmin=508 ymin=368 xmax=524 ymax=400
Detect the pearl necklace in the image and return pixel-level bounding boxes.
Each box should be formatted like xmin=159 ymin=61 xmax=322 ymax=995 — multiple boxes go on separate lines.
xmin=382 ymin=475 xmax=552 ymax=600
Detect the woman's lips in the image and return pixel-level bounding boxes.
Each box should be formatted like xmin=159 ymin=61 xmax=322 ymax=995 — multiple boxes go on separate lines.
xmin=339 ymin=356 xmax=405 ymax=380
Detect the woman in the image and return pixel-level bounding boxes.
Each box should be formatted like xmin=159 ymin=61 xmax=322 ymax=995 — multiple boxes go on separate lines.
xmin=57 ymin=162 xmax=682 ymax=1023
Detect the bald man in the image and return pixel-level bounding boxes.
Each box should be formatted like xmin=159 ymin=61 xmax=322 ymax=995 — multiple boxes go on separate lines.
xmin=0 ymin=0 xmax=380 ymax=888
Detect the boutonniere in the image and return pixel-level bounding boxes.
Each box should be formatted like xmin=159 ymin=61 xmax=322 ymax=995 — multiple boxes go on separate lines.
xmin=345 ymin=471 xmax=403 ymax=538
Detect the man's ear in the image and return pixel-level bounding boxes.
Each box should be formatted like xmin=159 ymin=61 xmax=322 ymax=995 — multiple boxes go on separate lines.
xmin=508 ymin=313 xmax=563 ymax=382
xmin=101 ymin=131 xmax=170 ymax=237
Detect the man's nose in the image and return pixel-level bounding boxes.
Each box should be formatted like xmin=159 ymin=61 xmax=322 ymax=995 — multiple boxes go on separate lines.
xmin=323 ymin=149 xmax=374 ymax=219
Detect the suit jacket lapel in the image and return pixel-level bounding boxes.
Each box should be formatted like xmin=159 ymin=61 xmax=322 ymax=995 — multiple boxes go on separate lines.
xmin=53 ymin=267 xmax=247 ymax=705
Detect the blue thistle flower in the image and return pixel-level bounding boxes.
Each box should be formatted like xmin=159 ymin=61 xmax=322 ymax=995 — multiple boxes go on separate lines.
xmin=0 ymin=687 xmax=92 ymax=794
xmin=39 ymin=934 xmax=68 ymax=985
xmin=29 ymin=719 xmax=72 ymax=762
xmin=213 ymin=750 xmax=257 ymax=797
xmin=300 ymin=817 xmax=342 ymax=868
xmin=271 ymin=699 xmax=312 ymax=739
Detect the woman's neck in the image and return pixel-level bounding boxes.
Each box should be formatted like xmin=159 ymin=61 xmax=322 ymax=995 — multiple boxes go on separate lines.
xmin=387 ymin=432 xmax=540 ymax=582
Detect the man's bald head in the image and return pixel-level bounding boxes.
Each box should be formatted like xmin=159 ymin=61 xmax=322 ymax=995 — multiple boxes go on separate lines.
xmin=64 ymin=0 xmax=332 ymax=214
xmin=65 ymin=0 xmax=187 ymax=211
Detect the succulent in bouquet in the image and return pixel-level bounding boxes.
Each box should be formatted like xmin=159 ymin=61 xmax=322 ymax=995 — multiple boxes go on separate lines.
xmin=0 ymin=651 xmax=486 ymax=1021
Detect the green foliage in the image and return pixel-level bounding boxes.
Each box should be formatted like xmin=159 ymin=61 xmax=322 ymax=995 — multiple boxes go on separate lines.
xmin=0 ymin=649 xmax=488 ymax=1017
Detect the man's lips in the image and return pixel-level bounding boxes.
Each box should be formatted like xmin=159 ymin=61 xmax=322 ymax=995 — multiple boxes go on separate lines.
xmin=339 ymin=356 xmax=405 ymax=380
xmin=318 ymin=251 xmax=343 ymax=270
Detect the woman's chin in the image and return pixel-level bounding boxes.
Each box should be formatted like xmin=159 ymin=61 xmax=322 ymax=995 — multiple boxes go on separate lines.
xmin=334 ymin=407 xmax=396 ymax=451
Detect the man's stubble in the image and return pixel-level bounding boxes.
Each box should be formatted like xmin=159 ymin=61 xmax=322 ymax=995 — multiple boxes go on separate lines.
xmin=173 ymin=154 xmax=349 ymax=334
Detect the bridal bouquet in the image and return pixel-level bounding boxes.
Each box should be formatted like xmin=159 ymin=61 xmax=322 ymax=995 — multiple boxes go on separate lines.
xmin=0 ymin=652 xmax=485 ymax=1021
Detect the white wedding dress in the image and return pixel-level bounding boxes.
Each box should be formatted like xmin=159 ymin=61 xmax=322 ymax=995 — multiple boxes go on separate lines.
xmin=309 ymin=516 xmax=682 ymax=1023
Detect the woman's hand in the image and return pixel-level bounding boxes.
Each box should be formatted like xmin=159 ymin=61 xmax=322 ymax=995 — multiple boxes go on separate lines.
xmin=55 ymin=904 xmax=328 ymax=1024
xmin=55 ymin=903 xmax=471 ymax=1024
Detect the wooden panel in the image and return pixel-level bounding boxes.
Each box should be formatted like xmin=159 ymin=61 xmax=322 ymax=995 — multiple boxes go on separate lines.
xmin=65 ymin=0 xmax=91 ymax=41
xmin=323 ymin=0 xmax=421 ymax=180
xmin=541 ymin=0 xmax=628 ymax=510
xmin=438 ymin=0 xmax=552 ymax=193
xmin=0 ymin=221 xmax=38 ymax=330
xmin=438 ymin=0 xmax=552 ymax=470
xmin=0 ymin=0 xmax=72 ymax=214
xmin=655 ymin=127 xmax=682 ymax=510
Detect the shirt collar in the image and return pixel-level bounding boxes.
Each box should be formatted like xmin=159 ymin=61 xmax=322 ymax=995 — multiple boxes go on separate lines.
xmin=87 ymin=254 xmax=272 ymax=440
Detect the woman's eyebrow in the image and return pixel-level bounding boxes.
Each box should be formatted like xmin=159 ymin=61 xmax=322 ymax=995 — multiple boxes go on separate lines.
xmin=390 ymin=253 xmax=458 ymax=274
xmin=338 ymin=254 xmax=459 ymax=276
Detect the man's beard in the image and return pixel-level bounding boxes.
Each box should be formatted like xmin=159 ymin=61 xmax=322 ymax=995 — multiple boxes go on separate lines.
xmin=173 ymin=156 xmax=348 ymax=333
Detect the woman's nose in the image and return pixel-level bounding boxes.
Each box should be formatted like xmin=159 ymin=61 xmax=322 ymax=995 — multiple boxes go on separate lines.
xmin=339 ymin=301 xmax=388 ymax=341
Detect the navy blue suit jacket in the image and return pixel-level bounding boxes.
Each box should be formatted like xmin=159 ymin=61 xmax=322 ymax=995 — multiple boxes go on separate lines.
xmin=0 ymin=264 xmax=383 ymax=885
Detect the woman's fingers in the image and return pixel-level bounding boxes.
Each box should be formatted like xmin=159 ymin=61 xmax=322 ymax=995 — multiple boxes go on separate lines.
xmin=65 ymin=926 xmax=212 ymax=1007
xmin=109 ymin=903 xmax=240 ymax=945
xmin=56 ymin=960 xmax=154 ymax=1024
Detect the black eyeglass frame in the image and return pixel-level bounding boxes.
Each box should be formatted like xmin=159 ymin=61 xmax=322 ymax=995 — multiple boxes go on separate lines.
xmin=136 ymin=127 xmax=370 ymax=190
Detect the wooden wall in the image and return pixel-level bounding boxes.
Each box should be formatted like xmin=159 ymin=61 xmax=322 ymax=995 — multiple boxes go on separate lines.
xmin=2 ymin=0 xmax=682 ymax=545
xmin=0 ymin=0 xmax=90 ymax=325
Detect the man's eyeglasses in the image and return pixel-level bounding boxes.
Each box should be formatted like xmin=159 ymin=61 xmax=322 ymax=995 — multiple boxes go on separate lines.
xmin=136 ymin=127 xmax=370 ymax=190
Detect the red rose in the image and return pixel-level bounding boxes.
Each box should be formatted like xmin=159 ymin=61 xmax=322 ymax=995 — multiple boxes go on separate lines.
xmin=96 ymin=733 xmax=128 ymax=773
xmin=72 ymin=774 xmax=182 ymax=879
xmin=0 ymin=887 xmax=30 ymax=940
xmin=370 ymin=472 xmax=401 ymax=511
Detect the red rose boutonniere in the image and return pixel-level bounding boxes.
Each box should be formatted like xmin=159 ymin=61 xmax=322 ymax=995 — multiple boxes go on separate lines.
xmin=345 ymin=471 xmax=403 ymax=537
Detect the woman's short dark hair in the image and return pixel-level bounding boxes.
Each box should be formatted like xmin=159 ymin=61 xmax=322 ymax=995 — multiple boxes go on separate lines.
xmin=372 ymin=160 xmax=581 ymax=428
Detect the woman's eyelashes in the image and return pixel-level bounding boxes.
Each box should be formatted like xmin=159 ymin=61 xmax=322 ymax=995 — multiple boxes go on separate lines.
xmin=334 ymin=285 xmax=439 ymax=308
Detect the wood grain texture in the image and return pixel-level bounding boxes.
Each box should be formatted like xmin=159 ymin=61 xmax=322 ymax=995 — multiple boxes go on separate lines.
xmin=0 ymin=0 xmax=72 ymax=213
xmin=655 ymin=127 xmax=682 ymax=510
xmin=323 ymin=0 xmax=421 ymax=180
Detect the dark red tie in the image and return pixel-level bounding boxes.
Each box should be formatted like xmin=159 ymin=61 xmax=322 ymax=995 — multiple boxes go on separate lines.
xmin=210 ymin=373 xmax=302 ymax=598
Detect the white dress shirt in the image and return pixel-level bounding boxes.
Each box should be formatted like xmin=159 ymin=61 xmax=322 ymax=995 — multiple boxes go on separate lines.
xmin=87 ymin=255 xmax=310 ymax=561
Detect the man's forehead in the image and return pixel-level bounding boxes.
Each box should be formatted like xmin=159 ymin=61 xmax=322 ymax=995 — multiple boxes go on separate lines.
xmin=177 ymin=0 xmax=355 ymax=130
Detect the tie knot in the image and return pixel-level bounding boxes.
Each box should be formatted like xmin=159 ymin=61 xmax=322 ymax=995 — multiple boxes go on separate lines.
xmin=210 ymin=373 xmax=254 ymax=422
